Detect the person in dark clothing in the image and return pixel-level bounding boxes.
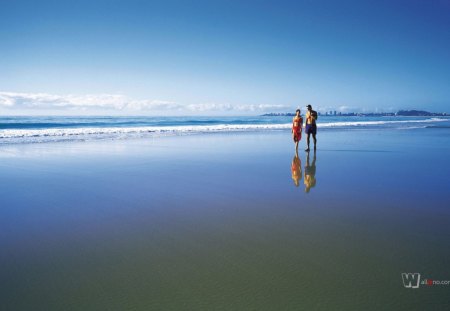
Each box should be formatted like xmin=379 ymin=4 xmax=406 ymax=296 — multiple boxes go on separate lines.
xmin=305 ymin=104 xmax=318 ymax=152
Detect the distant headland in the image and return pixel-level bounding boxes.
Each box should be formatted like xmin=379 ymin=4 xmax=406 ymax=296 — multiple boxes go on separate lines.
xmin=262 ymin=110 xmax=449 ymax=117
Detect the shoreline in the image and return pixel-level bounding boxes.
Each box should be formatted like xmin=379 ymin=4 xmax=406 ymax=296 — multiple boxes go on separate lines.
xmin=1 ymin=115 xmax=449 ymax=146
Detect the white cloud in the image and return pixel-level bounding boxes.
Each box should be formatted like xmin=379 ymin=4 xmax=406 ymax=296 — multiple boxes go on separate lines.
xmin=314 ymin=105 xmax=361 ymax=113
xmin=0 ymin=91 xmax=290 ymax=114
xmin=186 ymin=103 xmax=289 ymax=112
xmin=186 ymin=103 xmax=234 ymax=112
xmin=337 ymin=105 xmax=356 ymax=113
xmin=0 ymin=92 xmax=124 ymax=109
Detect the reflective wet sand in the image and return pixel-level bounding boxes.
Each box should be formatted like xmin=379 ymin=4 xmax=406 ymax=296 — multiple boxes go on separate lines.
xmin=1 ymin=129 xmax=449 ymax=310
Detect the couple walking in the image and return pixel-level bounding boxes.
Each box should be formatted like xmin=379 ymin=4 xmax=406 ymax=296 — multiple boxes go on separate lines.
xmin=292 ymin=104 xmax=317 ymax=151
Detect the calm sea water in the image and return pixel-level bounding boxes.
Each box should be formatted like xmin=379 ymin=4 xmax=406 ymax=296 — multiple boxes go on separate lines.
xmin=1 ymin=115 xmax=449 ymax=144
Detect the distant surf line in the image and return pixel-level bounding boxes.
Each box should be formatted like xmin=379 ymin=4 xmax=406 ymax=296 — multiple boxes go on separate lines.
xmin=0 ymin=118 xmax=448 ymax=144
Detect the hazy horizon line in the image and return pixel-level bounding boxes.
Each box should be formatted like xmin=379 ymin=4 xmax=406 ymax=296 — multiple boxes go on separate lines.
xmin=1 ymin=91 xmax=447 ymax=117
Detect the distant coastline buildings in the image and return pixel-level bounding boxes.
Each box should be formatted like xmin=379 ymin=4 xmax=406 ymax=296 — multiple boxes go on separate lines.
xmin=262 ymin=110 xmax=448 ymax=117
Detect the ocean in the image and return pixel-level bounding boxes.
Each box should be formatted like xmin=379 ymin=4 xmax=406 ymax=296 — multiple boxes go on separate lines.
xmin=1 ymin=115 xmax=449 ymax=144
xmin=1 ymin=116 xmax=450 ymax=310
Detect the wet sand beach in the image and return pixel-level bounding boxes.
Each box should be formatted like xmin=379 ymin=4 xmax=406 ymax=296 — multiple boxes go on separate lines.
xmin=1 ymin=128 xmax=450 ymax=310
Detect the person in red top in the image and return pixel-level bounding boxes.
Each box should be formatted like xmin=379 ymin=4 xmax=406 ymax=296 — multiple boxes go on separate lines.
xmin=292 ymin=109 xmax=303 ymax=150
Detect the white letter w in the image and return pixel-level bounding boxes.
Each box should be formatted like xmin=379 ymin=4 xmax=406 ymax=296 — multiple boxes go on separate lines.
xmin=402 ymin=273 xmax=421 ymax=288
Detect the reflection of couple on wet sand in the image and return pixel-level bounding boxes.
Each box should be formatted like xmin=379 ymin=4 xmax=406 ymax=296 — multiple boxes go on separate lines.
xmin=304 ymin=151 xmax=316 ymax=193
xmin=291 ymin=150 xmax=317 ymax=192
xmin=291 ymin=151 xmax=302 ymax=187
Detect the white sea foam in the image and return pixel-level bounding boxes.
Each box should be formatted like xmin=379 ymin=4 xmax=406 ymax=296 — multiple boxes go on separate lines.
xmin=0 ymin=123 xmax=290 ymax=139
xmin=0 ymin=118 xmax=447 ymax=143
xmin=318 ymin=117 xmax=447 ymax=127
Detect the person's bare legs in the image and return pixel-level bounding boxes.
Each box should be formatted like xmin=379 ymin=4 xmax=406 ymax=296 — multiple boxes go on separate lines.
xmin=305 ymin=133 xmax=310 ymax=151
xmin=312 ymin=133 xmax=317 ymax=150
xmin=293 ymin=133 xmax=299 ymax=151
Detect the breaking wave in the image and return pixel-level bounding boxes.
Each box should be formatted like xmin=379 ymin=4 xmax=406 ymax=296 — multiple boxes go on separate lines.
xmin=0 ymin=117 xmax=448 ymax=144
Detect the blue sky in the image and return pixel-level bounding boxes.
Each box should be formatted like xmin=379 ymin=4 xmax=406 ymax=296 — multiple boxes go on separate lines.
xmin=1 ymin=0 xmax=449 ymax=115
